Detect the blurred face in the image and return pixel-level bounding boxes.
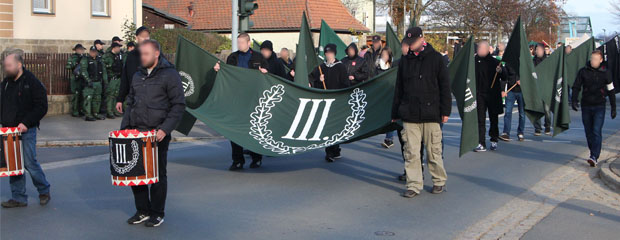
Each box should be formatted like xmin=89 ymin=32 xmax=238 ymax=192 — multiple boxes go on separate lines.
xmin=347 ymin=47 xmax=356 ymax=57
xmin=2 ymin=54 xmax=22 ymax=79
xmin=76 ymin=49 xmax=84 ymax=55
xmin=536 ymin=46 xmax=544 ymax=57
xmin=545 ymin=47 xmax=551 ymax=55
xmin=477 ymin=42 xmax=490 ymax=57
xmin=497 ymin=43 xmax=505 ymax=51
xmin=238 ymin=37 xmax=250 ymax=52
xmin=128 ymin=46 xmax=135 ymax=52
xmin=409 ymin=37 xmax=425 ymax=52
xmin=489 ymin=46 xmax=494 ymax=53
xmin=381 ymin=50 xmax=390 ymax=61
xmin=280 ymin=49 xmax=289 ymax=60
xmin=95 ymin=44 xmax=103 ymax=50
xmin=373 ymin=41 xmax=381 ymax=50
xmin=401 ymin=43 xmax=409 ymax=56
xmin=565 ymin=46 xmax=572 ymax=54
xmin=260 ymin=49 xmax=272 ymax=59
xmin=140 ymin=43 xmax=160 ymax=69
xmin=89 ymin=50 xmax=98 ymax=58
xmin=136 ymin=31 xmax=150 ymax=44
xmin=325 ymin=52 xmax=335 ymax=62
xmin=590 ymin=53 xmax=603 ymax=69
xmin=112 ymin=47 xmax=121 ymax=54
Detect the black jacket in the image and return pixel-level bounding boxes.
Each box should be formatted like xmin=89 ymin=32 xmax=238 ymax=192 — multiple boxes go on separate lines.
xmin=0 ymin=69 xmax=48 ymax=128
xmin=572 ymin=63 xmax=617 ymax=110
xmin=226 ymin=49 xmax=268 ymax=70
xmin=500 ymin=65 xmax=520 ymax=93
xmin=341 ymin=43 xmax=369 ymax=85
xmin=265 ymin=52 xmax=287 ymax=78
xmin=363 ymin=46 xmax=382 ymax=78
xmin=121 ymin=57 xmax=186 ymax=134
xmin=309 ymin=61 xmax=350 ymax=89
xmin=118 ymin=48 xmax=141 ymax=102
xmin=533 ymin=55 xmax=545 ymax=67
xmin=475 ymin=54 xmax=505 ymax=114
xmin=392 ymin=43 xmax=452 ymax=123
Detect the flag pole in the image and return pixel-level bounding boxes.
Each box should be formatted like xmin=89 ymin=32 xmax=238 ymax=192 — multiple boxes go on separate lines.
xmin=506 ymin=83 xmax=518 ymax=93
xmin=490 ymin=62 xmax=502 ymax=89
xmin=318 ymin=65 xmax=327 ymax=89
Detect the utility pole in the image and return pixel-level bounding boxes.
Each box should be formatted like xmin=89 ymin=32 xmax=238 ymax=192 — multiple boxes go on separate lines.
xmin=372 ymin=0 xmax=376 ymax=33
xmin=232 ymin=0 xmax=239 ymax=51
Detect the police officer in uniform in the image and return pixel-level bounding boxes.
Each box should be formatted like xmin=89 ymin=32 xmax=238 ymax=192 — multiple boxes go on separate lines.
xmin=103 ymin=42 xmax=124 ymax=119
xmin=80 ymin=46 xmax=107 ymax=121
xmin=65 ymin=44 xmax=86 ymax=117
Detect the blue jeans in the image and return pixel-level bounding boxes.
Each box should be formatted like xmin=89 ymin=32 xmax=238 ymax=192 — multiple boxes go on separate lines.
xmin=581 ymin=105 xmax=605 ymax=160
xmin=9 ymin=128 xmax=50 ymax=203
xmin=503 ymin=91 xmax=525 ymax=136
xmin=385 ymin=131 xmax=396 ymax=140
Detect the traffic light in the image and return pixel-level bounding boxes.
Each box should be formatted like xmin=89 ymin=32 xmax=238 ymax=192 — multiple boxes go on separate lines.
xmin=238 ymin=0 xmax=258 ymax=32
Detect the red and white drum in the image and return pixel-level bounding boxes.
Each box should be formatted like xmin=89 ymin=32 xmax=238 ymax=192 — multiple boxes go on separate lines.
xmin=109 ymin=129 xmax=158 ymax=186
xmin=0 ymin=127 xmax=24 ymax=177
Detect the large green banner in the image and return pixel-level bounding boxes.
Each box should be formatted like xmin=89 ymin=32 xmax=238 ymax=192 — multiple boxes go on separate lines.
xmin=386 ymin=23 xmax=402 ymax=61
xmin=448 ymin=36 xmax=478 ymax=156
xmin=318 ymin=20 xmax=347 ymax=61
xmin=535 ymin=46 xmax=570 ymax=136
xmin=294 ymin=12 xmax=320 ymax=86
xmin=565 ymin=37 xmax=595 ymax=87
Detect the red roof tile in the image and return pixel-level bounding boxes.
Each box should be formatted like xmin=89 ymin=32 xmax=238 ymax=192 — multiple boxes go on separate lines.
xmin=143 ymin=0 xmax=369 ymax=32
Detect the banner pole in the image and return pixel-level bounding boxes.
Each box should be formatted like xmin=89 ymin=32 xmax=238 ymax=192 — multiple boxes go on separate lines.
xmin=490 ymin=62 xmax=502 ymax=89
xmin=318 ymin=65 xmax=326 ymax=89
xmin=506 ymin=82 xmax=518 ymax=93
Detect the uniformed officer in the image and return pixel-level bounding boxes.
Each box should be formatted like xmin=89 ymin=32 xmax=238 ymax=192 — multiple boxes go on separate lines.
xmin=106 ymin=36 xmax=124 ymax=54
xmin=65 ymin=44 xmax=86 ymax=117
xmin=94 ymin=39 xmax=105 ymax=57
xmin=102 ymin=42 xmax=124 ymax=119
xmin=80 ymin=46 xmax=107 ymax=121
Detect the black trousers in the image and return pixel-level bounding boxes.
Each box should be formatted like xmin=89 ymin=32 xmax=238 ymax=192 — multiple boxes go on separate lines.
xmin=325 ymin=144 xmax=341 ymax=157
xmin=131 ymin=135 xmax=170 ymax=218
xmin=231 ymin=141 xmax=262 ymax=163
xmin=477 ymin=95 xmax=499 ymax=147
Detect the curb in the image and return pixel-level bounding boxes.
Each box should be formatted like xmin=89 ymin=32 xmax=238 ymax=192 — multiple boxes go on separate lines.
xmin=36 ymin=136 xmax=225 ymax=147
xmin=599 ymin=157 xmax=620 ymax=193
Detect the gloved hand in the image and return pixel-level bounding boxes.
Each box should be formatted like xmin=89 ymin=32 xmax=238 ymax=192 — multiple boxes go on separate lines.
xmin=612 ymin=109 xmax=617 ymax=119
xmin=571 ymin=101 xmax=579 ymax=111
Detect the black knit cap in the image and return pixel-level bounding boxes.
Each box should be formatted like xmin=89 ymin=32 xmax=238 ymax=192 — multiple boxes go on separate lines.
xmin=324 ymin=43 xmax=337 ymax=55
xmin=260 ymin=40 xmax=273 ymax=52
xmin=136 ymin=26 xmax=150 ymax=36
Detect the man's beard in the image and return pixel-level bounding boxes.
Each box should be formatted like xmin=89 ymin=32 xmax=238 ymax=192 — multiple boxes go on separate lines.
xmin=142 ymin=59 xmax=156 ymax=69
xmin=4 ymin=69 xmax=17 ymax=79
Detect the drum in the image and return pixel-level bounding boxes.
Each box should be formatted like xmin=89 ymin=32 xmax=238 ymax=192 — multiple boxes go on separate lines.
xmin=109 ymin=129 xmax=158 ymax=186
xmin=0 ymin=127 xmax=24 ymax=177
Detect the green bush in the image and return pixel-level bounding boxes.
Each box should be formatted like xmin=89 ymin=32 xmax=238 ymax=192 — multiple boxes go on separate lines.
xmin=150 ymin=28 xmax=231 ymax=54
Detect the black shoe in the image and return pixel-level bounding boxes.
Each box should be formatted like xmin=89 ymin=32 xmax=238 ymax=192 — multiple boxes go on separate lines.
xmin=382 ymin=139 xmax=394 ymax=148
xmin=534 ymin=130 xmax=542 ymax=136
xmin=39 ymin=193 xmax=50 ymax=205
xmin=145 ymin=216 xmax=164 ymax=227
xmin=1 ymin=199 xmax=27 ymax=208
xmin=114 ymin=113 xmax=123 ymax=117
xmin=587 ymin=157 xmax=598 ymax=167
xmin=229 ymin=162 xmax=244 ymax=171
xmin=402 ymin=190 xmax=418 ymax=198
xmin=127 ymin=213 xmax=150 ymax=225
xmin=432 ymin=185 xmax=445 ymax=194
xmin=499 ymin=133 xmax=511 ymax=142
xmin=398 ymin=172 xmax=407 ymax=181
xmin=249 ymin=159 xmax=262 ymax=169
xmin=85 ymin=116 xmax=96 ymax=121
xmin=95 ymin=115 xmax=105 ymax=120
xmin=325 ymin=155 xmax=335 ymax=162
xmin=106 ymin=114 xmax=116 ymax=119
xmin=544 ymin=128 xmax=552 ymax=136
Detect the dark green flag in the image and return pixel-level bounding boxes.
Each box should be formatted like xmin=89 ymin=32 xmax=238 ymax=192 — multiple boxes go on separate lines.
xmin=184 ymin=63 xmax=396 ymax=156
xmin=318 ymin=19 xmax=348 ymax=61
xmin=252 ymin=39 xmax=261 ymax=52
xmin=534 ymin=46 xmax=570 ymax=136
xmin=503 ymin=16 xmax=545 ymax=123
xmin=447 ymin=36 xmax=478 ymax=157
xmin=386 ymin=23 xmax=402 ymax=61
xmin=565 ymin=37 xmax=595 ymax=87
xmin=294 ymin=12 xmax=320 ymax=86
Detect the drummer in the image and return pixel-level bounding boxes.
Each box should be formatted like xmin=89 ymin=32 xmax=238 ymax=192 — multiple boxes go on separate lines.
xmin=1 ymin=49 xmax=51 ymax=208
xmin=120 ymin=39 xmax=185 ymax=227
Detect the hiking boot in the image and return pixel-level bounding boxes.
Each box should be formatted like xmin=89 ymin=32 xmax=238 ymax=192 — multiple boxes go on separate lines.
xmin=474 ymin=144 xmax=487 ymax=152
xmin=402 ymin=190 xmax=418 ymax=198
xmin=39 ymin=193 xmax=51 ymax=205
xmin=145 ymin=216 xmax=164 ymax=227
xmin=1 ymin=199 xmax=27 ymax=208
xmin=127 ymin=213 xmax=150 ymax=225
xmin=106 ymin=114 xmax=116 ymax=119
xmin=95 ymin=115 xmax=105 ymax=120
xmin=518 ymin=134 xmax=525 ymax=142
xmin=249 ymin=159 xmax=262 ymax=169
xmin=85 ymin=116 xmax=96 ymax=121
xmin=229 ymin=161 xmax=244 ymax=171
xmin=499 ymin=133 xmax=511 ymax=142
xmin=587 ymin=157 xmax=598 ymax=167
xmin=490 ymin=141 xmax=498 ymax=151
xmin=114 ymin=112 xmax=123 ymax=117
xmin=325 ymin=155 xmax=335 ymax=163
xmin=382 ymin=139 xmax=394 ymax=148
xmin=432 ymin=185 xmax=445 ymax=194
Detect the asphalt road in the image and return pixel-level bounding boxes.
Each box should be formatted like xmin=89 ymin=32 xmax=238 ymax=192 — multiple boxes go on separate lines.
xmin=1 ymin=105 xmax=619 ymax=240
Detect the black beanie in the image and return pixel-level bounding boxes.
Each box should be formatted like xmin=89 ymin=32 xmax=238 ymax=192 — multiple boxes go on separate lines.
xmin=260 ymin=40 xmax=273 ymax=52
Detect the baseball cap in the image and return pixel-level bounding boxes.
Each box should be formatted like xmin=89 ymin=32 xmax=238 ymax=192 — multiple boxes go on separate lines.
xmin=403 ymin=27 xmax=423 ymax=45
xmin=112 ymin=36 xmax=123 ymax=42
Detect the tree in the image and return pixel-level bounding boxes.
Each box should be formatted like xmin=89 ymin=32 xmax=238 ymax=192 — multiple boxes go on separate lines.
xmin=378 ymin=0 xmax=437 ymax=35
xmin=611 ymin=0 xmax=620 ymax=24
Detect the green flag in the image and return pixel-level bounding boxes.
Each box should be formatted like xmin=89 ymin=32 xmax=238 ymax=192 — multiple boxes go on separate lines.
xmin=535 ymin=46 xmax=570 ymax=136
xmin=252 ymin=39 xmax=261 ymax=52
xmin=318 ymin=20 xmax=348 ymax=61
xmin=565 ymin=37 xmax=595 ymax=87
xmin=503 ymin=16 xmax=545 ymax=123
xmin=184 ymin=62 xmax=397 ymax=156
xmin=294 ymin=12 xmax=320 ymax=86
xmin=386 ymin=23 xmax=402 ymax=61
xmin=447 ymin=36 xmax=478 ymax=157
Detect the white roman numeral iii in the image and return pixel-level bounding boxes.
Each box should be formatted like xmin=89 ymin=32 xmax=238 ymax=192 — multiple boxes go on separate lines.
xmin=282 ymin=98 xmax=335 ymax=141
xmin=115 ymin=143 xmax=127 ymax=164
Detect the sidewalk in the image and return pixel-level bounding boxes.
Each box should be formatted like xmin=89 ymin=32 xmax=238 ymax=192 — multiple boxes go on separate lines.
xmin=36 ymin=114 xmax=222 ymax=147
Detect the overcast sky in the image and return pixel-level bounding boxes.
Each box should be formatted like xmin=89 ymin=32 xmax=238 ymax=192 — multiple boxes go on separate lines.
xmin=563 ymin=0 xmax=618 ymax=36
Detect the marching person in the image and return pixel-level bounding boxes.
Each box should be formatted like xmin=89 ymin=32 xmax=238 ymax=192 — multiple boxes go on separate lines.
xmin=474 ymin=41 xmax=504 ymax=152
xmin=309 ymin=43 xmax=350 ymax=162
xmin=80 ymin=46 xmax=107 ymax=121
xmin=341 ymin=43 xmax=368 ymax=85
xmin=571 ymin=50 xmax=617 ymax=167
xmin=66 ymin=44 xmax=86 ymax=117
xmin=213 ymin=33 xmax=268 ymax=170
xmin=364 ymin=35 xmax=383 ymax=78
xmin=532 ymin=43 xmax=551 ymax=136
xmin=392 ymin=27 xmax=451 ymax=198
xmin=279 ymin=48 xmax=294 ymax=70
xmin=106 ymin=36 xmax=123 ymax=53
xmin=117 ymin=26 xmax=150 ymax=114
xmin=376 ymin=47 xmax=396 ymax=148
xmin=499 ymin=66 xmax=525 ymax=142
xmin=260 ymin=40 xmax=287 ymax=78
xmin=1 ymin=49 xmax=51 ymax=208
xmin=121 ymin=39 xmax=185 ymax=227
xmin=102 ymin=42 xmax=124 ymax=119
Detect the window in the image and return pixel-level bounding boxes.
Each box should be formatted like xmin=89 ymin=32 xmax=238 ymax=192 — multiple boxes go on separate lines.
xmin=164 ymin=24 xmax=175 ymax=29
xmin=92 ymin=0 xmax=109 ymax=17
xmin=33 ymin=0 xmax=53 ymax=14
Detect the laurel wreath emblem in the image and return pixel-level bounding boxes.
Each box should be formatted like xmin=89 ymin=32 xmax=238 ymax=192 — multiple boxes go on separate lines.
xmin=249 ymin=84 xmax=367 ymax=155
xmin=110 ymin=140 xmax=140 ymax=174
xmin=179 ymin=71 xmax=195 ymax=97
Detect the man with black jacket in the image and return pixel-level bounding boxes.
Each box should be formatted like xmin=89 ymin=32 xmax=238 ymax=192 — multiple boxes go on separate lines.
xmin=309 ymin=43 xmax=350 ymax=162
xmin=499 ymin=66 xmax=526 ymax=142
xmin=260 ymin=40 xmax=287 ymax=78
xmin=121 ymin=40 xmax=185 ymax=227
xmin=392 ymin=27 xmax=451 ymax=198
xmin=571 ymin=50 xmax=617 ymax=167
xmin=341 ymin=43 xmax=368 ymax=85
xmin=364 ymin=35 xmax=383 ymax=78
xmin=474 ymin=41 xmax=505 ymax=152
xmin=116 ymin=26 xmax=150 ymax=114
xmin=1 ymin=50 xmax=51 ymax=208
xmin=214 ymin=33 xmax=268 ymax=171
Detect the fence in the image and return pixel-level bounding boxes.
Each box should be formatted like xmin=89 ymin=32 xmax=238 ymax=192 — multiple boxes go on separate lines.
xmin=2 ymin=52 xmax=177 ymax=95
